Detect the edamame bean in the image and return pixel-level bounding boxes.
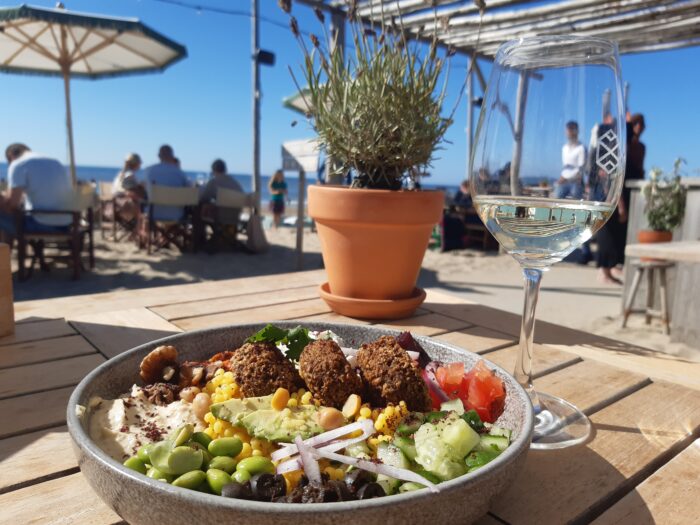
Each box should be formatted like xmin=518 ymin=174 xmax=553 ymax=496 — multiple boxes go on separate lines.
xmin=208 ymin=456 xmax=237 ymax=474
xmin=187 ymin=442 xmax=213 ymax=469
xmin=206 ymin=468 xmax=232 ymax=495
xmin=123 ymin=456 xmax=147 ymax=475
xmin=191 ymin=432 xmax=212 ymax=449
xmin=147 ymin=467 xmax=173 ymax=483
xmin=168 ymin=446 xmax=204 ymax=475
xmin=149 ymin=440 xmax=176 ymax=475
xmin=232 ymin=469 xmax=251 ymax=484
xmin=172 ymin=470 xmax=207 ymax=490
xmin=172 ymin=424 xmax=194 ymax=447
xmin=236 ymin=456 xmax=275 ymax=476
xmin=136 ymin=444 xmax=152 ymax=463
xmin=208 ymin=437 xmax=242 ymax=458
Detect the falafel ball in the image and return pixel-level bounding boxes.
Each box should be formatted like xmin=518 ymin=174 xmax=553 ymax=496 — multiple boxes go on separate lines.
xmin=356 ymin=336 xmax=431 ymax=411
xmin=299 ymin=339 xmax=363 ymax=408
xmin=229 ymin=342 xmax=303 ymax=397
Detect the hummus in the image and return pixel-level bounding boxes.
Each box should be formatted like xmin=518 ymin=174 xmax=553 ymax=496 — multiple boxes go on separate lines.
xmin=87 ymin=385 xmax=204 ymax=461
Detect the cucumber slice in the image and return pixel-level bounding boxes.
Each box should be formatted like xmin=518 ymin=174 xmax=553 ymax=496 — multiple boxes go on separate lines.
xmin=376 ymin=474 xmax=400 ymax=495
xmin=488 ymin=427 xmax=512 ymax=440
xmin=440 ymin=398 xmax=465 ymax=415
xmin=399 ymin=482 xmax=426 ymax=493
xmin=376 ymin=442 xmax=410 ymax=469
xmin=396 ymin=413 xmax=425 ymax=437
xmin=393 ymin=436 xmax=417 ymax=462
xmin=475 ymin=435 xmax=509 ymax=453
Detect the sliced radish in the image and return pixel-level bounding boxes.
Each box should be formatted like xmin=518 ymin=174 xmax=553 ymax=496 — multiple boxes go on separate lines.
xmin=271 ymin=419 xmax=375 ymax=462
xmin=276 ymin=432 xmax=372 ymax=474
xmin=306 ymin=447 xmax=439 ymax=493
xmin=294 ymin=436 xmax=321 ymax=484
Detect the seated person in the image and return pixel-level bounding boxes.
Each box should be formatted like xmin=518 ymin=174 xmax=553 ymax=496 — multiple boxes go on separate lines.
xmin=143 ymin=145 xmax=189 ymax=221
xmin=0 ymin=143 xmax=73 ymax=237
xmin=453 ymin=179 xmax=473 ymax=209
xmin=200 ymin=159 xmax=244 ymax=225
xmin=112 ymin=153 xmax=145 ymax=223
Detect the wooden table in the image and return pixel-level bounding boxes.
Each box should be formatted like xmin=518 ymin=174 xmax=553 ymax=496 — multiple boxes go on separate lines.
xmin=625 ymin=240 xmax=700 ymax=263
xmin=2 ymin=269 xmax=698 ymax=524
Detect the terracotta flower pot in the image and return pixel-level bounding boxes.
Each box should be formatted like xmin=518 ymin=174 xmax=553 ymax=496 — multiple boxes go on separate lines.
xmin=637 ymin=229 xmax=672 ymax=262
xmin=308 ymin=185 xmax=444 ymax=318
xmin=637 ymin=230 xmax=672 ymax=244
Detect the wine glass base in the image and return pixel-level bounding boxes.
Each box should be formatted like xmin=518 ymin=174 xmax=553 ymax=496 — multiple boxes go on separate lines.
xmin=530 ymin=391 xmax=591 ymax=450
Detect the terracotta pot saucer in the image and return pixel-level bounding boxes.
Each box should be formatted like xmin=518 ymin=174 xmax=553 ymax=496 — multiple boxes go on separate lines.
xmin=318 ymin=282 xmax=426 ymax=320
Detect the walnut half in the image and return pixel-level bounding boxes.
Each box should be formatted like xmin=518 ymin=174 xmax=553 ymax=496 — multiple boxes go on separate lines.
xmin=140 ymin=345 xmax=179 ymax=385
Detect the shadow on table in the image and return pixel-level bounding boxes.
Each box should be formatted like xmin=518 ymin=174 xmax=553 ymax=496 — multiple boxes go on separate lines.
xmin=488 ymin=436 xmax=656 ymax=523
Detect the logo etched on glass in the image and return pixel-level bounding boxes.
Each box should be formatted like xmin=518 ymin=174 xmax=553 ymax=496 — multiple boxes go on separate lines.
xmin=596 ymin=129 xmax=619 ymax=175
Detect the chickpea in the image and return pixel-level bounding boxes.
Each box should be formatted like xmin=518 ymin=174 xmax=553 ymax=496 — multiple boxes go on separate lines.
xmin=318 ymin=407 xmax=345 ymax=430
xmin=192 ymin=392 xmax=212 ymax=421
xmin=179 ymin=386 xmax=201 ymax=403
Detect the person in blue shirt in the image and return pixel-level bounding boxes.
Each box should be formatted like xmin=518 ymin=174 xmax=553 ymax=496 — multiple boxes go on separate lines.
xmin=143 ymin=145 xmax=190 ymax=222
xmin=0 ymin=143 xmax=73 ymax=238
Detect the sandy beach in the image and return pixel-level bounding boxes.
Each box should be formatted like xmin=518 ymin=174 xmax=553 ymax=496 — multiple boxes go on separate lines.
xmin=12 ymin=222 xmax=699 ymax=363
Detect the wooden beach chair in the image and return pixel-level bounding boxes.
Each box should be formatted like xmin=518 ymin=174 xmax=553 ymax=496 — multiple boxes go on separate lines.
xmin=145 ymin=185 xmax=200 ymax=254
xmin=15 ymin=184 xmax=96 ymax=281
xmin=202 ymin=188 xmax=256 ymax=252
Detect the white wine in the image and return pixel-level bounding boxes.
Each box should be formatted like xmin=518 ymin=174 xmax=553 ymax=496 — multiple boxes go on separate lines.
xmin=474 ymin=196 xmax=614 ymax=267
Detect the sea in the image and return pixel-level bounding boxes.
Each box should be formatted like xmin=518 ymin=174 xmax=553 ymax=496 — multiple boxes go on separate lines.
xmin=0 ymin=163 xmax=468 ymax=204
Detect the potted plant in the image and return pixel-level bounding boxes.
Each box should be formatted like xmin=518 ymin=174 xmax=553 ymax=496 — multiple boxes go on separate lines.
xmin=638 ymin=158 xmax=687 ymax=244
xmin=280 ymin=1 xmax=462 ymax=319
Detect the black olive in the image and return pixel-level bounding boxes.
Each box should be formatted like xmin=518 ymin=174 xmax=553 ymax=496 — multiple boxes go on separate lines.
xmin=220 ymin=482 xmax=253 ymax=500
xmin=344 ymin=469 xmax=373 ymax=493
xmin=328 ymin=479 xmax=355 ymax=501
xmin=250 ymin=473 xmax=286 ymax=501
xmin=356 ymin=482 xmax=385 ymax=500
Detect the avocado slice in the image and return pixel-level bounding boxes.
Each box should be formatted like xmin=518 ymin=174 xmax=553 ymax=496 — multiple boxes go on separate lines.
xmin=240 ymin=407 xmax=325 ymax=442
xmin=210 ymin=396 xmax=273 ymax=424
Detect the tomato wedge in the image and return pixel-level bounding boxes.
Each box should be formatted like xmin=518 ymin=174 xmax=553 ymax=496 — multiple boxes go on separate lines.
xmin=464 ymin=361 xmax=506 ymax=423
xmin=435 ymin=362 xmax=464 ymax=398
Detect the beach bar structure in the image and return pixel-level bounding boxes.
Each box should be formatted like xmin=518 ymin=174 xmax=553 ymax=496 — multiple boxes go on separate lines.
xmin=298 ymin=0 xmax=700 ymax=156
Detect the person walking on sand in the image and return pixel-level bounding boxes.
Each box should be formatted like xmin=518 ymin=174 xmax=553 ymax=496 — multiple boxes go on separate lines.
xmin=596 ymin=113 xmax=646 ymax=284
xmin=268 ymin=169 xmax=287 ymax=228
xmin=555 ymin=121 xmax=586 ymax=200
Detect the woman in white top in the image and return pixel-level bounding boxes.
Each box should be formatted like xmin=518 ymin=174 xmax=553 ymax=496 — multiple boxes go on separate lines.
xmin=111 ymin=153 xmax=145 ymax=228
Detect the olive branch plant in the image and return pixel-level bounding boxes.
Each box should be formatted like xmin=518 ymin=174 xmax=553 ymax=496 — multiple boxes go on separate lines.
xmin=278 ymin=0 xmax=484 ymax=190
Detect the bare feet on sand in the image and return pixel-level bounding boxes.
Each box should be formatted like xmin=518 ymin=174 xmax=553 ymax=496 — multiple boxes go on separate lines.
xmin=599 ymin=268 xmax=623 ymax=285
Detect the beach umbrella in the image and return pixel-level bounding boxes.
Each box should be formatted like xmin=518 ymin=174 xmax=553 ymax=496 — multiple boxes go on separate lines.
xmin=0 ymin=3 xmax=187 ymax=185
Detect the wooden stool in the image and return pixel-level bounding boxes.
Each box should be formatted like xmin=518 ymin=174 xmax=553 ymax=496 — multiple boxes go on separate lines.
xmin=622 ymin=260 xmax=673 ymax=335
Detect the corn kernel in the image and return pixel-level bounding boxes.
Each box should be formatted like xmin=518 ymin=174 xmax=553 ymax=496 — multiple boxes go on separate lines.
xmin=301 ymin=391 xmax=313 ymax=405
xmin=236 ymin=442 xmax=252 ymax=460
xmin=384 ymin=405 xmax=395 ymax=417
xmin=271 ymin=387 xmax=290 ymax=411
xmin=252 ymin=449 xmax=263 ymax=457
xmin=359 ymin=407 xmax=372 ymax=419
xmin=287 ymin=398 xmax=298 ymax=408
xmin=224 ymin=428 xmax=234 ymax=438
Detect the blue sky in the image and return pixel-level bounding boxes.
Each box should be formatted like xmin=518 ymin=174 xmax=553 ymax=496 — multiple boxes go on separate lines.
xmin=0 ymin=0 xmax=698 ymax=185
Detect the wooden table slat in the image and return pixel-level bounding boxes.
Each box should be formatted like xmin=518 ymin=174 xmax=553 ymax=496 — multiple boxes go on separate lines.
xmin=0 ymin=334 xmax=96 ymax=370
xmin=592 ymin=439 xmax=700 ymax=525
xmin=0 ymin=386 xmax=74 ymax=439
xmin=173 ymin=297 xmax=331 ymax=331
xmin=376 ymin=312 xmax=473 ymax=336
xmin=483 ymin=343 xmax=582 ymax=379
xmin=150 ymin=284 xmax=320 ymax=321
xmin=0 ymin=319 xmax=76 ymax=346
xmin=0 ymin=354 xmax=105 ymax=400
xmin=71 ymin=308 xmax=181 ymax=358
xmin=0 ymin=426 xmax=77 ymax=494
xmin=0 ymin=472 xmax=121 ymax=524
xmin=490 ymin=381 xmax=700 ymax=525
xmin=434 ymin=325 xmax=517 ymax=354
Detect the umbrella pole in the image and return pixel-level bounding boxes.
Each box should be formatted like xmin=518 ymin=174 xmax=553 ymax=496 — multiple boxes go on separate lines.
xmin=62 ymin=67 xmax=77 ymax=187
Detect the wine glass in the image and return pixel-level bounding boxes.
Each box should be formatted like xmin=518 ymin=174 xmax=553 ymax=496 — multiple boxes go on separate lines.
xmin=470 ymin=36 xmax=626 ymax=449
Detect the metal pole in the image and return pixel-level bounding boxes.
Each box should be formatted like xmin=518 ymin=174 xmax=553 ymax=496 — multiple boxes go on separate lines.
xmin=510 ymin=71 xmax=529 ymax=196
xmin=296 ymin=169 xmax=305 ymax=270
xmin=60 ymin=25 xmax=77 ymax=187
xmin=251 ymin=0 xmax=261 ymax=211
xmin=466 ymin=55 xmax=474 ymax=180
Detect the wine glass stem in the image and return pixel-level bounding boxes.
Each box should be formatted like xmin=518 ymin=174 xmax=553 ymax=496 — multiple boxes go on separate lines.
xmin=515 ymin=267 xmax=543 ymax=411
